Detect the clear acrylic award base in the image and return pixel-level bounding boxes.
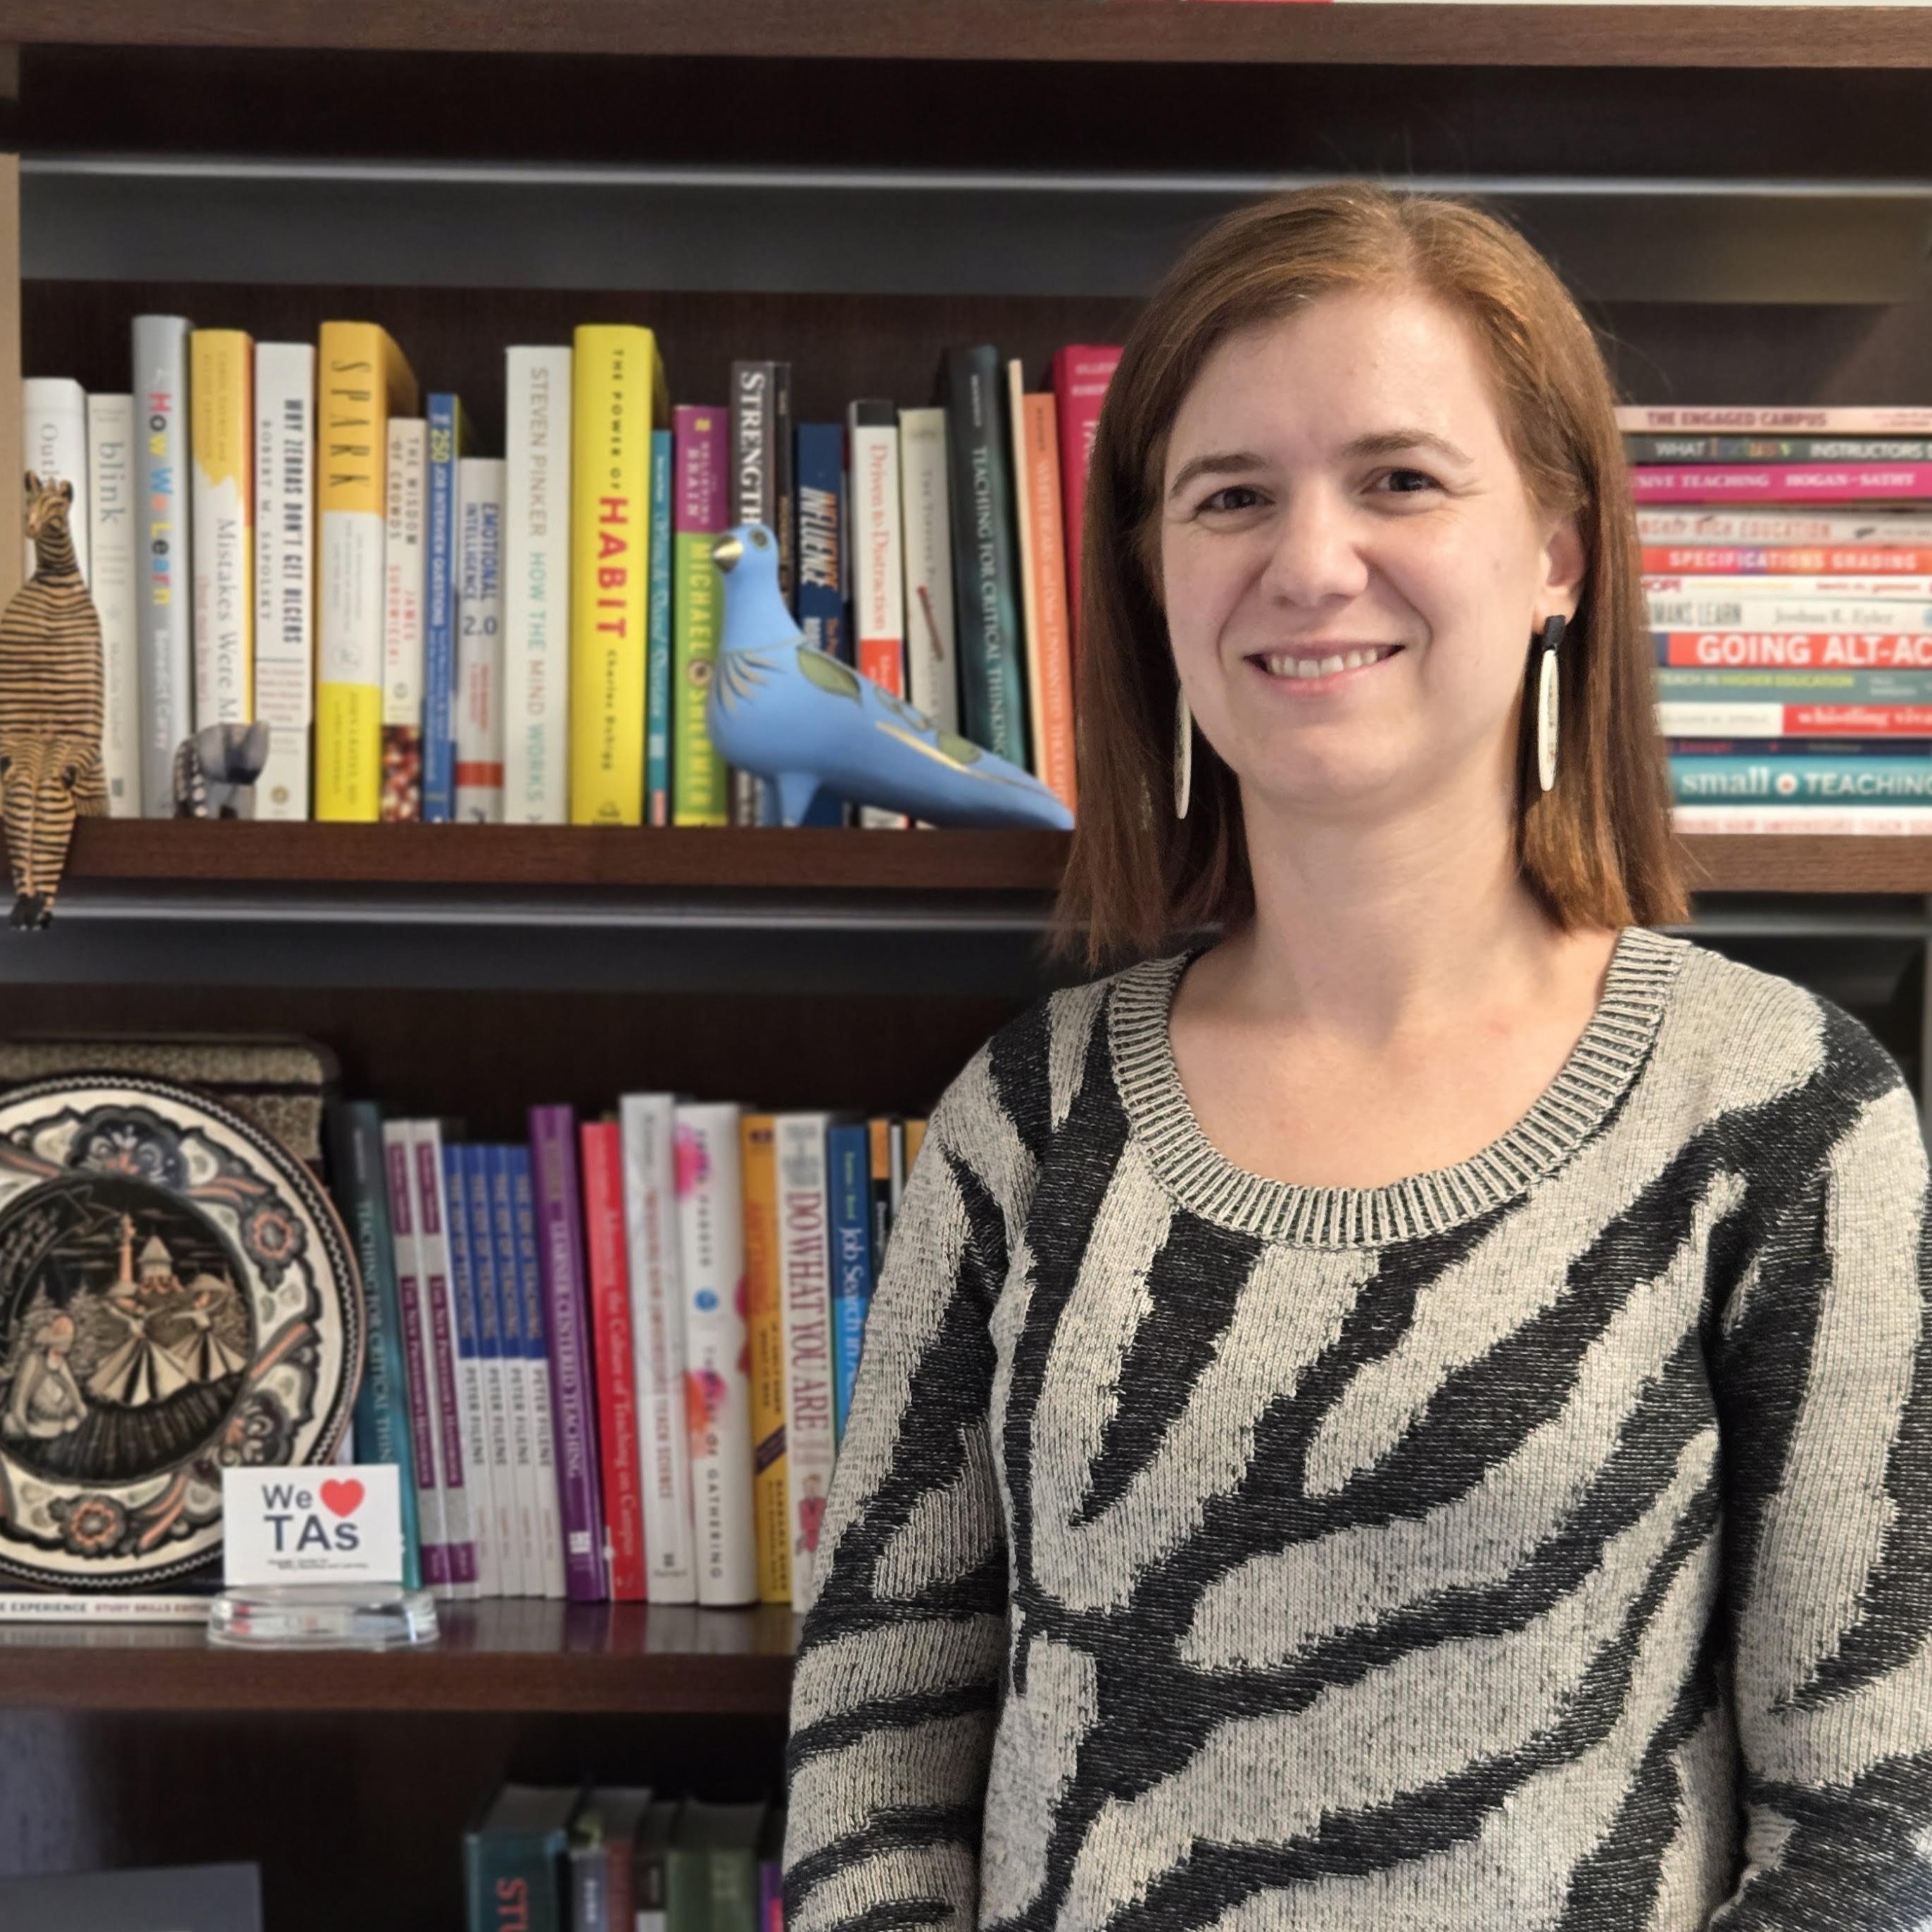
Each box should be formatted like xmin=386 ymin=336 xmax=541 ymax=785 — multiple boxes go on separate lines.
xmin=206 ymin=1580 xmax=439 ymax=1650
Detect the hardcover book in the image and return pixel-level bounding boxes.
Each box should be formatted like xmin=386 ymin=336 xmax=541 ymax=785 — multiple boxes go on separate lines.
xmin=189 ymin=330 xmax=254 ymax=729
xmin=465 ymin=1786 xmax=577 ymax=1932
xmin=457 ymin=455 xmax=507 ymax=821
xmin=740 ymin=1113 xmax=791 ymax=1605
xmin=1049 ymin=343 xmax=1120 ymax=662
xmin=826 ymin=1120 xmax=873 ymax=1443
xmin=23 ymin=374 xmax=89 ymax=584
xmin=503 ymin=346 xmax=572 ymax=825
xmin=382 ymin=416 xmax=429 ymax=820
xmin=132 ymin=315 xmax=194 ymax=818
xmin=898 ymin=405 xmax=959 ymax=735
xmin=86 ymin=391 xmax=140 ymax=817
xmin=776 ymin=1112 xmax=837 ymax=1612
xmin=253 ymin=341 xmax=315 ymax=819
xmin=381 ymin=1118 xmax=449 ymax=1589
xmin=485 ymin=1144 xmax=546 ymax=1597
xmin=646 ymin=427 xmax=674 ymax=825
xmin=508 ymin=1144 xmax=570 ymax=1598
xmin=462 ymin=1143 xmax=524 ymax=1597
xmin=581 ymin=1119 xmax=646 ymax=1600
xmin=671 ymin=405 xmax=730 ymax=828
xmin=410 ymin=1118 xmax=481 ymax=1596
xmin=423 ymin=393 xmax=473 ymax=821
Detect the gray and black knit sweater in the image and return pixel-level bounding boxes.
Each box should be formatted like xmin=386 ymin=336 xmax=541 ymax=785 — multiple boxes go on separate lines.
xmin=783 ymin=926 xmax=1932 ymax=1932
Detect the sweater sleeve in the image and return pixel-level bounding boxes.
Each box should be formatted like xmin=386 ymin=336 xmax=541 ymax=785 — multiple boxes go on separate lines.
xmin=783 ymin=1042 xmax=1036 ymax=1932
xmin=1707 ymin=1063 xmax=1932 ymax=1930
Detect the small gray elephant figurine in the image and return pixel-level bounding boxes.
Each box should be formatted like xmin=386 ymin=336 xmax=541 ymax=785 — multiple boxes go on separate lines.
xmin=0 ymin=473 xmax=107 ymax=928
xmin=174 ymin=721 xmax=272 ymax=819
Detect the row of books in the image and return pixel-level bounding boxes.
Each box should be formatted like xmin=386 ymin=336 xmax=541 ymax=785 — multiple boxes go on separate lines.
xmin=327 ymin=1098 xmax=926 ymax=1610
xmin=1621 ymin=404 xmax=1932 ymax=834
xmin=23 ymin=327 xmax=1119 ymax=829
xmin=466 ymin=1788 xmax=781 ymax=1932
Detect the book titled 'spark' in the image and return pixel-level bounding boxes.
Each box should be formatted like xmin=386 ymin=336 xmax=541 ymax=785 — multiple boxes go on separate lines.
xmin=0 ymin=1862 xmax=262 ymax=1931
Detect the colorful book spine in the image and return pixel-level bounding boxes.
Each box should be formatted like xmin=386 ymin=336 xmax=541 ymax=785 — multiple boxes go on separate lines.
xmin=1672 ymin=752 xmax=1932 ymax=802
xmin=510 ymin=1144 xmax=570 ymax=1599
xmin=671 ymin=405 xmax=730 ymax=828
xmin=1016 ymin=376 xmax=1077 ymax=811
xmin=1631 ymin=463 xmax=1932 ymax=504
xmin=503 ymin=346 xmax=573 ymax=826
xmin=436 ymin=1126 xmax=498 ymax=1595
xmin=1643 ymin=545 xmax=1932 ymax=576
xmin=869 ymin=1116 xmax=895 ymax=1293
xmin=23 ymin=376 xmax=89 ymax=586
xmin=1637 ymin=510 xmax=1932 ymax=544
xmin=673 ymin=1100 xmax=757 ymax=1605
xmin=327 ymin=1101 xmax=424 ymax=1593
xmin=132 ymin=316 xmax=193 ymax=818
xmin=463 ymin=1144 xmax=524 ymax=1598
xmin=529 ymin=1104 xmax=611 ymax=1602
xmin=189 ymin=329 xmax=253 ymax=727
xmin=775 ymin=1112 xmax=836 ymax=1615
xmin=381 ymin=1118 xmax=449 ymax=1590
xmin=1674 ymin=803 xmax=1932 ymax=833
xmin=486 ymin=1144 xmax=545 ymax=1598
xmin=795 ymin=422 xmax=847 ymax=663
xmin=645 ymin=426 xmax=674 ymax=826
xmin=382 ymin=416 xmax=428 ymax=821
xmin=1667 ymin=737 xmax=1932 ymax=758
xmin=465 ymin=1789 xmax=576 ymax=1932
xmin=1660 ymin=703 xmax=1932 ymax=737
xmin=849 ymin=400 xmax=908 ymax=832
xmin=898 ymin=405 xmax=958 ymax=735
xmin=423 ymin=393 xmax=469 ymax=821
xmin=85 ymin=393 xmax=139 ymax=818
xmin=1647 ymin=589 xmax=1932 ymax=633
xmin=252 ymin=341 xmax=314 ymax=819
xmin=941 ymin=343 xmax=1029 ymax=766
xmin=408 ymin=1119 xmax=479 ymax=1596
xmin=826 ymin=1122 xmax=873 ymax=1444
xmin=1627 ymin=434 xmax=1932 ymax=465
xmin=317 ymin=320 xmax=418 ymax=821
xmin=739 ymin=1114 xmax=791 ymax=1606
xmin=457 ymin=455 xmax=507 ymax=822
xmin=619 ymin=1093 xmax=696 ymax=1603
xmin=1617 ymin=404 xmax=1932 ymax=434
xmin=571 ymin=325 xmax=667 ymax=826
xmin=581 ymin=1120 xmax=646 ymax=1601
xmin=728 ymin=360 xmax=791 ymax=826
xmin=1654 ymin=631 xmax=1932 ymax=670
xmin=1050 ymin=344 xmax=1120 ymax=659
xmin=1657 ymin=667 xmax=1932 ymax=702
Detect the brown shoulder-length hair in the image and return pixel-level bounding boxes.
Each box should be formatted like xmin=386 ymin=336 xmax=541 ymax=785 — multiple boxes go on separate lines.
xmin=1047 ymin=183 xmax=1686 ymax=972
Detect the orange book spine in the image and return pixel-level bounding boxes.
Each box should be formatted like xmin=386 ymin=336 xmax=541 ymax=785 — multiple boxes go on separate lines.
xmin=1022 ymin=391 xmax=1077 ymax=813
xmin=740 ymin=1114 xmax=792 ymax=1605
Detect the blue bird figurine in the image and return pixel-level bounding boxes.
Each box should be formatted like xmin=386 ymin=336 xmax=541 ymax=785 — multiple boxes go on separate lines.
xmin=706 ymin=522 xmax=1075 ymax=831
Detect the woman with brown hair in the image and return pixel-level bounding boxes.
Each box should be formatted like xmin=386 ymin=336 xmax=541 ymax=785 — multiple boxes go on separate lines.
xmin=782 ymin=186 xmax=1932 ymax=1932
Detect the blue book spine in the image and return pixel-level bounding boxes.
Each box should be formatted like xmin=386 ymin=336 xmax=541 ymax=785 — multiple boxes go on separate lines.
xmin=646 ymin=427 xmax=674 ymax=826
xmin=826 ymin=1123 xmax=874 ymax=1441
xmin=795 ymin=423 xmax=847 ymax=664
xmin=1671 ymin=751 xmax=1932 ymax=802
xmin=441 ymin=1137 xmax=493 ymax=1592
xmin=325 ymin=1101 xmax=424 ymax=1591
xmin=462 ymin=1144 xmax=517 ymax=1596
xmin=424 ymin=393 xmax=464 ymax=820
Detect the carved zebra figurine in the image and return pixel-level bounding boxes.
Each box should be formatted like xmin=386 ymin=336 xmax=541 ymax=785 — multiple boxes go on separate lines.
xmin=0 ymin=474 xmax=106 ymax=928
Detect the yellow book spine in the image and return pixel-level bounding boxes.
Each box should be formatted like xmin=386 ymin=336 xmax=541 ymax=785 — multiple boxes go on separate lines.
xmin=570 ymin=325 xmax=665 ymax=825
xmin=741 ymin=1113 xmax=793 ymax=1605
xmin=189 ymin=330 xmax=253 ymax=727
xmin=315 ymin=322 xmax=419 ymax=822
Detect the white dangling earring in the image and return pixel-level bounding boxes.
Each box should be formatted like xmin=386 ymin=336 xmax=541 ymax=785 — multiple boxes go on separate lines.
xmin=1174 ymin=684 xmax=1193 ymax=819
xmin=1534 ymin=614 xmax=1566 ymax=793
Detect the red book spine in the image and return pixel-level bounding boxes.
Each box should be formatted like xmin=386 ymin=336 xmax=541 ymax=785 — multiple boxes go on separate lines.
xmin=1051 ymin=345 xmax=1120 ymax=662
xmin=1643 ymin=545 xmax=1932 ymax=576
xmin=580 ymin=1120 xmax=647 ymax=1599
xmin=1631 ymin=462 xmax=1932 ymax=503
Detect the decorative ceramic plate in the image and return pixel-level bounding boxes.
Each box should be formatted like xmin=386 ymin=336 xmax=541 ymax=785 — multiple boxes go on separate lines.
xmin=0 ymin=1075 xmax=362 ymax=1589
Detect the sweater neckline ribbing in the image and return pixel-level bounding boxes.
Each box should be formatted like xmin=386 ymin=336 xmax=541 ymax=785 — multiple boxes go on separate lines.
xmin=1107 ymin=923 xmax=1687 ymax=1249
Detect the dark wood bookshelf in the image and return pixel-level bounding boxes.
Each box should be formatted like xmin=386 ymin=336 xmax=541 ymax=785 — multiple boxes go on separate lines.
xmin=8 ymin=820 xmax=1932 ymax=901
xmin=0 ymin=1600 xmax=797 ymax=1713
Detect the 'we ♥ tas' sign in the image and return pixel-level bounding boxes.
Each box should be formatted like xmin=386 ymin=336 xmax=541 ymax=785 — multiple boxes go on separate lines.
xmin=221 ymin=1465 xmax=405 ymax=1586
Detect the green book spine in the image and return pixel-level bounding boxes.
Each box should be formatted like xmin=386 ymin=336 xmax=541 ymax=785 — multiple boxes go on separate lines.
xmin=940 ymin=343 xmax=1030 ymax=769
xmin=672 ymin=403 xmax=728 ymax=826
xmin=463 ymin=1830 xmax=567 ymax=1932
xmin=708 ymin=1845 xmax=759 ymax=1932
xmin=645 ymin=426 xmax=674 ymax=826
xmin=665 ymin=1841 xmax=709 ymax=1932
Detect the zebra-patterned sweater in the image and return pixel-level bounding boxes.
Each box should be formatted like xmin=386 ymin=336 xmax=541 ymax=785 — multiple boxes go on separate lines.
xmin=783 ymin=924 xmax=1932 ymax=1932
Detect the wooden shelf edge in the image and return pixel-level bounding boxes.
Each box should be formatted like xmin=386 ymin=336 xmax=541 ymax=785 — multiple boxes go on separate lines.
xmin=5 ymin=1 xmax=1932 ymax=69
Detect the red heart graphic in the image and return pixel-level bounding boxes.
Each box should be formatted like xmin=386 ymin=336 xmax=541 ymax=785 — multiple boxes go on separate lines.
xmin=320 ymin=1479 xmax=364 ymax=1519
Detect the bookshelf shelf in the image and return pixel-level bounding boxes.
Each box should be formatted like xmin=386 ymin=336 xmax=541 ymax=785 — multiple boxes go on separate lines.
xmin=13 ymin=2 xmax=1932 ymax=70
xmin=0 ymin=1600 xmax=797 ymax=1714
xmin=6 ymin=822 xmax=1932 ymax=904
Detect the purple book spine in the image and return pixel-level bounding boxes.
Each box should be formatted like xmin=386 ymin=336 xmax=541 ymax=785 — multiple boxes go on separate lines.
xmin=527 ymin=1104 xmax=610 ymax=1601
xmin=385 ymin=1132 xmax=448 ymax=1588
xmin=417 ymin=1133 xmax=478 ymax=1588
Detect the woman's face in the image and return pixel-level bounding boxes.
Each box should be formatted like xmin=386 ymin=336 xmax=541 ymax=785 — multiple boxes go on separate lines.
xmin=1158 ymin=285 xmax=1584 ymax=826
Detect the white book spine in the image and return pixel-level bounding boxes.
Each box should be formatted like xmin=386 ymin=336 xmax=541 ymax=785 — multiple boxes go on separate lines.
xmin=1649 ymin=595 xmax=1932 ymax=633
xmin=1643 ymin=574 xmax=1932 ymax=603
xmin=776 ymin=1113 xmax=838 ymax=1614
xmin=85 ymin=394 xmax=139 ymax=818
xmin=132 ymin=317 xmax=193 ymax=814
xmin=455 ymin=456 xmax=505 ymax=822
xmin=381 ymin=1119 xmax=450 ymax=1596
xmin=23 ymin=377 xmax=89 ymax=588
xmin=407 ymin=1120 xmax=481 ymax=1600
xmin=621 ymin=1093 xmax=697 ymax=1603
xmin=1006 ymin=359 xmax=1048 ymax=783
xmin=1636 ymin=509 xmax=1932 ymax=545
xmin=503 ymin=346 xmax=572 ymax=824
xmin=480 ymin=1268 xmax=524 ymax=1600
xmin=674 ymin=1100 xmax=757 ymax=1606
xmin=253 ymin=343 xmax=315 ymax=819
xmin=898 ymin=405 xmax=958 ymax=735
xmin=850 ymin=405 xmax=906 ymax=831
xmin=1674 ymin=804 xmax=1932 ymax=834
xmin=1619 ymin=404 xmax=1932 ymax=435
xmin=491 ymin=1156 xmax=541 ymax=1600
